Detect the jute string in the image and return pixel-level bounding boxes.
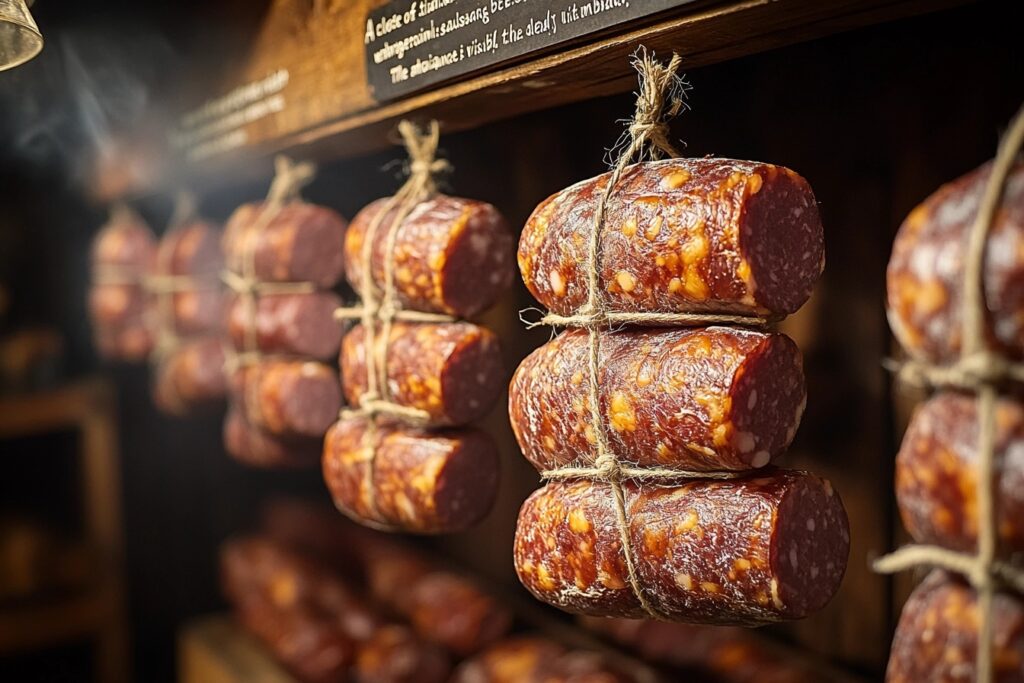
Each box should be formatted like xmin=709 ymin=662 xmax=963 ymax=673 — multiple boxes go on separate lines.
xmin=529 ymin=49 xmax=766 ymax=621
xmin=332 ymin=120 xmax=455 ymax=526
xmin=220 ymin=156 xmax=318 ymax=426
xmin=147 ymin=191 xmax=216 ymax=364
xmin=874 ymin=102 xmax=1024 ymax=682
xmin=220 ymin=156 xmax=318 ymax=373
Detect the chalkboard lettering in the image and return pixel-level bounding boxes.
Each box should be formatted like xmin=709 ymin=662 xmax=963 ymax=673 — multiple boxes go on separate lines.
xmin=365 ymin=0 xmax=695 ymax=100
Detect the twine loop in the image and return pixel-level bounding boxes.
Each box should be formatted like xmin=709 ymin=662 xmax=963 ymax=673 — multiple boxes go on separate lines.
xmin=332 ymin=120 xmax=454 ymax=527
xmin=523 ymin=49 xmax=755 ymax=621
xmin=221 ymin=156 xmax=318 ymax=370
xmin=875 ymin=102 xmax=1024 ymax=682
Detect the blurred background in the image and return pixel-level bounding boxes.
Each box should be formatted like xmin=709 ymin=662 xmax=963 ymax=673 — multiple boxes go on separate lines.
xmin=0 ymin=1 xmax=1021 ymax=681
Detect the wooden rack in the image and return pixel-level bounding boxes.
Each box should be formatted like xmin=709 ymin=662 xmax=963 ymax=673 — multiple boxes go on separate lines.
xmin=0 ymin=379 xmax=129 ymax=683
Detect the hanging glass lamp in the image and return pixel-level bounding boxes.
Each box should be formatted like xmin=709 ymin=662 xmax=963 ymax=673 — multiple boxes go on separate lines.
xmin=0 ymin=0 xmax=42 ymax=72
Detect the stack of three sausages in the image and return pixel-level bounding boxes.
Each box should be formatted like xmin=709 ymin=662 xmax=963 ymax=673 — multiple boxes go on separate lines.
xmin=321 ymin=192 xmax=516 ymax=533
xmin=510 ymin=158 xmax=850 ymax=626
xmin=219 ymin=198 xmax=349 ymax=466
xmin=885 ymin=160 xmax=1024 ymax=681
xmin=88 ymin=206 xmax=229 ymax=415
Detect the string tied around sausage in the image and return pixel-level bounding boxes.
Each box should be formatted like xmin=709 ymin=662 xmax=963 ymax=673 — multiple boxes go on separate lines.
xmin=220 ymin=155 xmax=318 ymax=372
xmin=525 ymin=48 xmax=758 ymax=623
xmin=332 ymin=120 xmax=458 ymax=528
xmin=874 ymin=101 xmax=1024 ymax=683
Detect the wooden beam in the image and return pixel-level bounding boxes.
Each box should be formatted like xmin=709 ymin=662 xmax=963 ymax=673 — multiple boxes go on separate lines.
xmin=116 ymin=0 xmax=966 ymax=198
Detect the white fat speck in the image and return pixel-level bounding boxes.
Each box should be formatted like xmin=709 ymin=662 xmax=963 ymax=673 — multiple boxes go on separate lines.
xmin=810 ymin=566 xmax=819 ymax=579
xmin=792 ymin=207 xmax=803 ymax=217
xmin=476 ymin=372 xmax=488 ymax=384
xmin=806 ymin=518 xmax=816 ymax=531
xmin=747 ymin=390 xmax=758 ymax=410
xmin=469 ymin=399 xmax=480 ymax=408
xmin=489 ymin=271 xmax=503 ymax=284
xmin=751 ymin=451 xmax=770 ymax=468
xmin=789 ymin=548 xmax=798 ymax=569
xmin=469 ymin=232 xmax=490 ymax=256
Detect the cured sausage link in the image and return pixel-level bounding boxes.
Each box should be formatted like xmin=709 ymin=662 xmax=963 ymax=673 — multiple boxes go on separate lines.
xmin=228 ymin=291 xmax=343 ymax=360
xmin=341 ymin=321 xmax=505 ymax=427
xmin=519 ymin=158 xmax=824 ymax=318
xmin=153 ymin=337 xmax=226 ymax=415
xmin=223 ymin=201 xmax=348 ymax=288
xmin=231 ymin=360 xmax=341 ymax=438
xmin=344 ymin=195 xmax=515 ymax=317
xmin=510 ymin=327 xmax=805 ymax=472
xmin=887 ymin=162 xmax=1024 ymax=362
xmin=896 ymin=391 xmax=1024 ymax=556
xmin=514 ymin=471 xmax=848 ymax=626
xmin=886 ymin=571 xmax=1024 ymax=683
xmin=322 ymin=417 xmax=499 ymax=534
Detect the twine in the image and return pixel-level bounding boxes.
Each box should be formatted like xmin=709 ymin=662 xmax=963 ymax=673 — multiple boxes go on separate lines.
xmin=332 ymin=120 xmax=455 ymax=525
xmin=221 ymin=156 xmax=318 ymax=374
xmin=875 ymin=102 xmax=1024 ymax=682
xmin=525 ymin=49 xmax=759 ymax=621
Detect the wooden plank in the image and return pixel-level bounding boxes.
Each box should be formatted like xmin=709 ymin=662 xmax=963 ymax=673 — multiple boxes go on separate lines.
xmin=112 ymin=0 xmax=966 ymax=199
xmin=0 ymin=379 xmax=113 ymax=438
xmin=178 ymin=615 xmax=295 ymax=683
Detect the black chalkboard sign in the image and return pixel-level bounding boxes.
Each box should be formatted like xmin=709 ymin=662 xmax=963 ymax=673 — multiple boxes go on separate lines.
xmin=364 ymin=0 xmax=696 ymax=100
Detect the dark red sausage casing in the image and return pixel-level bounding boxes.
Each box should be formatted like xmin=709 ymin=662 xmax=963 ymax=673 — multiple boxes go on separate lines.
xmin=89 ymin=209 xmax=156 ymax=360
xmin=450 ymin=637 xmax=565 ymax=683
xmin=230 ymin=359 xmax=341 ymax=438
xmin=223 ymin=201 xmax=347 ymax=288
xmin=514 ymin=471 xmax=849 ymax=626
xmin=153 ymin=219 xmax=224 ymax=336
xmin=354 ymin=624 xmax=451 ymax=683
xmin=510 ymin=327 xmax=805 ymax=473
xmin=344 ymin=195 xmax=515 ymax=317
xmin=888 ymin=161 xmax=1024 ymax=362
xmin=886 ymin=571 xmax=1024 ymax=683
xmin=519 ymin=159 xmax=824 ymax=318
xmin=341 ymin=321 xmax=505 ymax=427
xmin=322 ymin=416 xmax=499 ymax=534
xmin=223 ymin=407 xmax=322 ymax=468
xmin=896 ymin=391 xmax=1024 ymax=556
xmin=228 ymin=291 xmax=343 ymax=360
xmin=406 ymin=571 xmax=513 ymax=656
xmin=152 ymin=337 xmax=226 ymax=415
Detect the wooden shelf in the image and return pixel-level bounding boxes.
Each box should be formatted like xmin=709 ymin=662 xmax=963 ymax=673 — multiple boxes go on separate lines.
xmin=179 ymin=616 xmax=294 ymax=683
xmin=0 ymin=379 xmax=114 ymax=439
xmin=110 ymin=0 xmax=968 ymax=199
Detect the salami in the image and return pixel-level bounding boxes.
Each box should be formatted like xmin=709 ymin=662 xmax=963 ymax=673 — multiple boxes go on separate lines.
xmin=89 ymin=209 xmax=156 ymax=360
xmin=519 ymin=159 xmax=824 ymax=318
xmin=896 ymin=391 xmax=1024 ymax=555
xmin=887 ymin=162 xmax=1024 ymax=363
xmin=228 ymin=292 xmax=343 ymax=360
xmin=153 ymin=219 xmax=224 ymax=336
xmin=222 ymin=201 xmax=347 ymax=288
xmin=235 ymin=598 xmax=356 ymax=683
xmin=322 ymin=417 xmax=499 ymax=533
xmin=534 ymin=651 xmax=658 ymax=683
xmin=354 ymin=624 xmax=451 ymax=683
xmin=580 ymin=617 xmax=817 ymax=682
xmin=450 ymin=637 xmax=565 ymax=683
xmin=344 ymin=195 xmax=515 ymax=317
xmin=223 ymin=408 xmax=322 ymax=468
xmin=341 ymin=321 xmax=505 ymax=426
xmin=514 ymin=471 xmax=848 ymax=625
xmin=886 ymin=571 xmax=1024 ymax=683
xmin=231 ymin=360 xmax=340 ymax=438
xmin=152 ymin=337 xmax=226 ymax=415
xmin=405 ymin=571 xmax=512 ymax=656
xmin=510 ymin=327 xmax=805 ymax=473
